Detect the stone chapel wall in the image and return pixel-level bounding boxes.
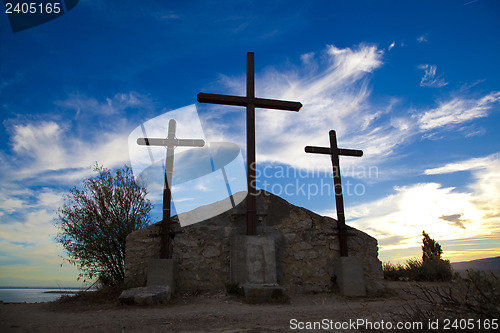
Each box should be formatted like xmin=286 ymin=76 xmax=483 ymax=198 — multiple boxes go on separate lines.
xmin=124 ymin=191 xmax=385 ymax=295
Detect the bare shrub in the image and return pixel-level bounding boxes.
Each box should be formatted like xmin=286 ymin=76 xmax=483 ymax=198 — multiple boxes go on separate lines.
xmin=391 ymin=270 xmax=499 ymax=332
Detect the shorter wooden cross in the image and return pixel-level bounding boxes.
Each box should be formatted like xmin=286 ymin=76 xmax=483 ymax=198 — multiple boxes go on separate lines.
xmin=305 ymin=130 xmax=363 ymax=257
xmin=137 ymin=119 xmax=205 ymax=258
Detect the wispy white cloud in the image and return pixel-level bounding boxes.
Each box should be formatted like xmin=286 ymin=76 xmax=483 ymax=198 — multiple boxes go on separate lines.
xmin=464 ymin=0 xmax=479 ymax=6
xmin=55 ymin=92 xmax=153 ymax=118
xmin=7 ymin=120 xmax=130 ymax=182
xmin=4 ymin=91 xmax=157 ymax=184
xmin=418 ymin=64 xmax=448 ymax=88
xmin=461 ymin=125 xmax=487 ymax=138
xmin=300 ymin=52 xmax=315 ymax=64
xmin=0 ymin=71 xmax=23 ymax=94
xmin=417 ymin=35 xmax=428 ymax=43
xmin=415 ymin=91 xmax=500 ymax=130
xmin=151 ymin=10 xmax=180 ymax=21
xmin=388 ymin=42 xmax=395 ymax=51
xmin=0 ymin=188 xmax=30 ymax=214
xmin=425 ymin=153 xmax=500 ymax=175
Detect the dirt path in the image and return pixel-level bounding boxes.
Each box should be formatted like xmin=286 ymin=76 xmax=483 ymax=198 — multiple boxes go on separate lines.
xmin=0 ymin=282 xmax=425 ymax=332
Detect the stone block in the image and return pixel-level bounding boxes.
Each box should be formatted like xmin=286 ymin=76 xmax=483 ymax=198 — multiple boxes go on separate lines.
xmin=202 ymin=247 xmax=220 ymax=258
xmin=297 ymin=242 xmax=313 ymax=250
xmin=293 ymin=251 xmax=306 ymax=260
xmin=147 ymin=259 xmax=176 ymax=293
xmin=334 ymin=256 xmax=366 ymax=297
xmin=230 ymin=234 xmax=277 ymax=285
xmin=119 ymin=285 xmax=171 ymax=305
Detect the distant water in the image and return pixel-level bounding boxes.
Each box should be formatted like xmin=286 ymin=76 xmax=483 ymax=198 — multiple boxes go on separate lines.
xmin=0 ymin=288 xmax=79 ymax=303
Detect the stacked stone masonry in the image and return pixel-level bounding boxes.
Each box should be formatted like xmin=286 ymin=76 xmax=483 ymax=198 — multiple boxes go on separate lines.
xmin=124 ymin=191 xmax=385 ymax=295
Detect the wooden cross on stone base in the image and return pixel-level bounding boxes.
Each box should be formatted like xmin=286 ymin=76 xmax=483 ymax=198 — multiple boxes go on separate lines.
xmin=137 ymin=119 xmax=205 ymax=258
xmin=305 ymin=130 xmax=363 ymax=257
xmin=198 ymin=52 xmax=302 ymax=235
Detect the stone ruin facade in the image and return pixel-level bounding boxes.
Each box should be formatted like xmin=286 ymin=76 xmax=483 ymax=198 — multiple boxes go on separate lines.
xmin=124 ymin=191 xmax=385 ymax=295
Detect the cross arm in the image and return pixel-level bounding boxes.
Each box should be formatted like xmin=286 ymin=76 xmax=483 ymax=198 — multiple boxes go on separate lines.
xmin=197 ymin=93 xmax=247 ymax=107
xmin=305 ymin=146 xmax=330 ymax=155
xmin=305 ymin=146 xmax=363 ymax=157
xmin=255 ymin=97 xmax=302 ymax=111
xmin=137 ymin=138 xmax=168 ymax=146
xmin=197 ymin=92 xmax=302 ymax=111
xmin=339 ymin=148 xmax=363 ymax=157
xmin=137 ymin=138 xmax=205 ymax=147
xmin=175 ymin=139 xmax=205 ymax=147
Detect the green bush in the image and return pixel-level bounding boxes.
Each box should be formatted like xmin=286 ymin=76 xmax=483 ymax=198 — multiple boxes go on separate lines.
xmin=421 ymin=258 xmax=453 ymax=281
xmin=55 ymin=164 xmax=152 ymax=286
xmin=422 ymin=230 xmax=443 ymax=261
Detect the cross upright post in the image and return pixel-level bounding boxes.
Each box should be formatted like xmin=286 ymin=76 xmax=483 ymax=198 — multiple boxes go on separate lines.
xmin=305 ymin=130 xmax=363 ymax=257
xmin=137 ymin=119 xmax=205 ymax=258
xmin=197 ymin=52 xmax=302 ymax=235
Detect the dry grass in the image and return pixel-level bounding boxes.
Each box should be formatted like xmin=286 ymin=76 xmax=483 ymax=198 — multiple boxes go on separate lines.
xmin=46 ymin=284 xmax=124 ymax=310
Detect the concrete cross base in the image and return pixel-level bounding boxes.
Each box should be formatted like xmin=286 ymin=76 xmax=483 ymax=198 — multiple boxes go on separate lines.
xmin=231 ymin=235 xmax=288 ymax=303
xmin=147 ymin=259 xmax=176 ymax=294
xmin=230 ymin=234 xmax=277 ymax=285
xmin=242 ymin=285 xmax=289 ymax=304
xmin=334 ymin=256 xmax=366 ymax=297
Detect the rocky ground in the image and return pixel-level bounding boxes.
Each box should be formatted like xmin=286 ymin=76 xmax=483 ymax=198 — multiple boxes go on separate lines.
xmin=0 ymin=282 xmax=445 ymax=332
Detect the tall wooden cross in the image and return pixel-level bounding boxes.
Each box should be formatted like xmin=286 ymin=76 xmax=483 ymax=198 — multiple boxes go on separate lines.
xmin=305 ymin=130 xmax=363 ymax=257
xmin=137 ymin=119 xmax=205 ymax=258
xmin=197 ymin=52 xmax=302 ymax=235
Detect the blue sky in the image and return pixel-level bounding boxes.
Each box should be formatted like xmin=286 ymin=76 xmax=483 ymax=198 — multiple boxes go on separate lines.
xmin=1 ymin=0 xmax=499 ymax=287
